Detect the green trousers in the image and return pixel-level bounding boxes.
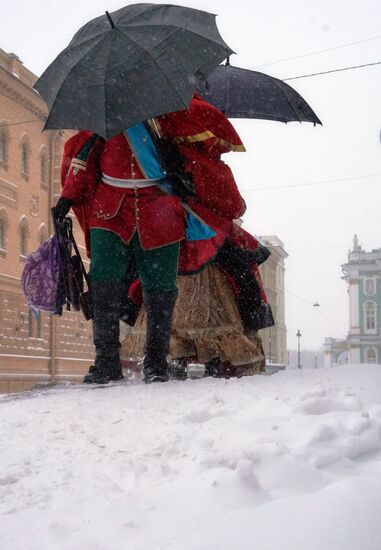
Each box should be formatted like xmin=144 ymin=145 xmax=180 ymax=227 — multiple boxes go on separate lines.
xmin=89 ymin=229 xmax=180 ymax=293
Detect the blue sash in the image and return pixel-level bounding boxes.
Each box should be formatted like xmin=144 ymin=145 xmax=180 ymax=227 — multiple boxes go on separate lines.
xmin=124 ymin=123 xmax=216 ymax=241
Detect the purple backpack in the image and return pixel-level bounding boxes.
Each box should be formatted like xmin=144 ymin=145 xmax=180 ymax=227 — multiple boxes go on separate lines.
xmin=21 ymin=234 xmax=65 ymax=315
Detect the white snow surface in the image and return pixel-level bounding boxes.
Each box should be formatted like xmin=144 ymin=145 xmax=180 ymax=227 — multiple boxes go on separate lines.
xmin=1 ymin=364 xmax=381 ymax=550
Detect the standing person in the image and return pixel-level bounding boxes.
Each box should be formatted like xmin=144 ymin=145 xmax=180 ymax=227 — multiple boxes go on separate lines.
xmin=120 ymin=97 xmax=273 ymax=379
xmin=56 ymin=96 xmax=257 ymax=385
xmin=56 ymin=124 xmax=190 ymax=384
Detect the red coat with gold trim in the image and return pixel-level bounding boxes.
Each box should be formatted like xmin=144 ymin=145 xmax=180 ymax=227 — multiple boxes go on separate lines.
xmin=156 ymin=95 xmax=247 ymax=272
xmin=60 ymin=96 xmax=246 ymax=255
xmin=62 ymin=132 xmax=186 ymax=251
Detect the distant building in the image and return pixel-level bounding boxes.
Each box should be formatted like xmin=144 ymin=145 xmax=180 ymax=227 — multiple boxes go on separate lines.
xmin=0 ymin=49 xmax=93 ymax=393
xmin=324 ymin=235 xmax=381 ymax=366
xmin=258 ymin=236 xmax=288 ymax=367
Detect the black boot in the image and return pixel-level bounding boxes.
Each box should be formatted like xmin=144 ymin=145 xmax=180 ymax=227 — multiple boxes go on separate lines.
xmin=204 ymin=358 xmax=233 ymax=379
xmin=169 ymin=358 xmax=188 ymax=381
xmin=83 ymin=281 xmax=124 ymax=384
xmin=204 ymin=357 xmax=221 ymax=378
xmin=143 ymin=290 xmax=178 ymax=384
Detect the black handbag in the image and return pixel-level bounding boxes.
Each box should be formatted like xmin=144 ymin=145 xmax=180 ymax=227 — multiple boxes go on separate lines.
xmin=52 ymin=210 xmax=93 ymax=320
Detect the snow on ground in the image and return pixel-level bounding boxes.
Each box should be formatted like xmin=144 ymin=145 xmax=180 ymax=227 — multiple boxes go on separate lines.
xmin=1 ymin=364 xmax=381 ymax=550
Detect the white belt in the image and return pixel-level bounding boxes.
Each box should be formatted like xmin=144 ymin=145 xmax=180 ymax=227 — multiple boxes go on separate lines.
xmin=101 ymin=172 xmax=164 ymax=189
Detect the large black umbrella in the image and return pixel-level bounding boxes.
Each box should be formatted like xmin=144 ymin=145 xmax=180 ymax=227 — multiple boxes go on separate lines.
xmin=198 ymin=62 xmax=322 ymax=125
xmin=34 ymin=4 xmax=233 ymax=138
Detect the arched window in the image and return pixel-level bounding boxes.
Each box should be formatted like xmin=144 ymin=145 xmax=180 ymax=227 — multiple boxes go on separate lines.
xmin=364 ymin=301 xmax=377 ymax=334
xmin=20 ymin=135 xmax=30 ymax=179
xmin=0 ymin=218 xmax=5 ymax=250
xmin=18 ymin=216 xmax=30 ymax=258
xmin=366 ymin=347 xmax=378 ymax=364
xmin=0 ymin=209 xmax=9 ymax=251
xmin=20 ymin=226 xmax=27 ymax=256
xmin=40 ymin=148 xmax=48 ymax=188
xmin=0 ymin=125 xmax=9 ymax=167
xmin=38 ymin=223 xmax=48 ymax=245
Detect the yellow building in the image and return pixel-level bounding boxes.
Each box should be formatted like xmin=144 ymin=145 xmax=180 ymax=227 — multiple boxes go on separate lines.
xmin=0 ymin=49 xmax=93 ymax=393
xmin=259 ymin=235 xmax=288 ymax=367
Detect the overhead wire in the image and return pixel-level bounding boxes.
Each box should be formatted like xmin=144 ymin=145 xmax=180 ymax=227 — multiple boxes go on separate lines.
xmin=251 ymin=34 xmax=381 ymax=69
xmin=284 ymin=287 xmax=347 ymax=337
xmin=283 ymin=60 xmax=381 ymax=81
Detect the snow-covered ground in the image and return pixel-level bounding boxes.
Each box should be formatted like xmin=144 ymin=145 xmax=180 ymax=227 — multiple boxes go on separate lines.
xmin=1 ymin=364 xmax=381 ymax=550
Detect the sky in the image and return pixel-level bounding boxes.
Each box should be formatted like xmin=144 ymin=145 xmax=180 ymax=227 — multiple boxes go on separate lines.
xmin=1 ymin=0 xmax=381 ymax=350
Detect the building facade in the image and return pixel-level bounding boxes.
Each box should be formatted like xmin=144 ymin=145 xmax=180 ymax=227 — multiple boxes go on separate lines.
xmin=0 ymin=49 xmax=94 ymax=393
xmin=259 ymin=235 xmax=288 ymax=366
xmin=324 ymin=235 xmax=381 ymax=366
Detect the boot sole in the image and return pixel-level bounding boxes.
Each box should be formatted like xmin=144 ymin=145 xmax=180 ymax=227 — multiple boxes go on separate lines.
xmin=83 ymin=374 xmax=124 ymax=385
xmin=144 ymin=375 xmax=169 ymax=384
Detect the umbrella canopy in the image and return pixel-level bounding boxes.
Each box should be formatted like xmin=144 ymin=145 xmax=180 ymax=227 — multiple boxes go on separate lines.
xmin=34 ymin=3 xmax=233 ymax=138
xmin=198 ymin=63 xmax=322 ymax=125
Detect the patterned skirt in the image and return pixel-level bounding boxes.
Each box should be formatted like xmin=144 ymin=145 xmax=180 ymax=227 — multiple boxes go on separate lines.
xmin=120 ymin=265 xmax=266 ymax=375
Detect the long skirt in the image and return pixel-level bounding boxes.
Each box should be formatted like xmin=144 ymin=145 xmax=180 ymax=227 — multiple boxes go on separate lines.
xmin=120 ymin=265 xmax=265 ymax=375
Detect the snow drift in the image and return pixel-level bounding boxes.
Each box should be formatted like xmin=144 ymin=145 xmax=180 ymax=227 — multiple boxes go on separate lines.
xmin=1 ymin=364 xmax=381 ymax=550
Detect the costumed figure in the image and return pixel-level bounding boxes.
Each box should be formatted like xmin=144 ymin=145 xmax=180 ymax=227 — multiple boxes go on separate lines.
xmin=57 ymin=109 xmax=216 ymax=384
xmin=119 ymin=96 xmax=274 ymax=379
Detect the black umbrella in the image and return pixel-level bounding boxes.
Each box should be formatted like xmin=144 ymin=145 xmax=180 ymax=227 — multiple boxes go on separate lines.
xmin=198 ymin=62 xmax=322 ymax=125
xmin=34 ymin=4 xmax=233 ymax=138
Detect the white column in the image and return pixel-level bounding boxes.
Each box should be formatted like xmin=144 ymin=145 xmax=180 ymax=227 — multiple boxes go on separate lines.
xmin=324 ymin=351 xmax=332 ymax=368
xmin=349 ymin=345 xmax=361 ymax=364
xmin=349 ymin=276 xmax=360 ymax=335
xmin=323 ymin=338 xmax=333 ymax=368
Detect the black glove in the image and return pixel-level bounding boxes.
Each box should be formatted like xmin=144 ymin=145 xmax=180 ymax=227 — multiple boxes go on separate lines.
xmin=53 ymin=197 xmax=73 ymax=221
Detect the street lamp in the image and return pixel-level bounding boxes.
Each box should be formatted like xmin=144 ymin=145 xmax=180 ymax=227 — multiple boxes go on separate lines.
xmin=296 ymin=329 xmax=302 ymax=369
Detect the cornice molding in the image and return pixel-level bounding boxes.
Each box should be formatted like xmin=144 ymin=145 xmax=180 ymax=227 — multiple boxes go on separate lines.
xmin=0 ymin=76 xmax=47 ymax=120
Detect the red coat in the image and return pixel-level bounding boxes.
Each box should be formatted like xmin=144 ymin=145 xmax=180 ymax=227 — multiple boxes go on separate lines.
xmin=61 ymin=96 xmax=246 ymax=256
xmin=60 ymin=131 xmax=105 ymax=255
xmin=62 ymin=132 xmax=186 ymax=250
xmin=60 ymin=102 xmax=272 ymax=321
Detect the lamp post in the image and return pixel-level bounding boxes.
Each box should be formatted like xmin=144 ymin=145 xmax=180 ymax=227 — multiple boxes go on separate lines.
xmin=296 ymin=329 xmax=302 ymax=369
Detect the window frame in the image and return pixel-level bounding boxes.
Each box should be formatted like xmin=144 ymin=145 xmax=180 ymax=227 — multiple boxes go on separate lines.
xmin=18 ymin=216 xmax=30 ymax=259
xmin=365 ymin=346 xmax=378 ymax=364
xmin=20 ymin=135 xmax=31 ymax=181
xmin=363 ymin=301 xmax=377 ymax=334
xmin=364 ymin=278 xmax=376 ymax=296
xmin=39 ymin=148 xmax=49 ymax=189
xmin=0 ymin=209 xmax=9 ymax=257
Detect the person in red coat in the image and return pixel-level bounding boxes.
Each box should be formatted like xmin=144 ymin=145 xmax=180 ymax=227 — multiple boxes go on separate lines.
xmin=55 ymin=96 xmax=246 ymax=384
xmin=119 ymin=99 xmax=273 ymax=379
